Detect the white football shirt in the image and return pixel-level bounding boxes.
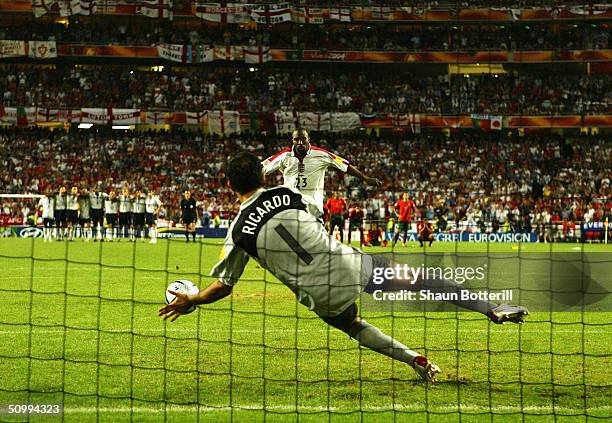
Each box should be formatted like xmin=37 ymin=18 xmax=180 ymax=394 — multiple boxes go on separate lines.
xmin=145 ymin=195 xmax=162 ymax=214
xmin=38 ymin=196 xmax=54 ymax=219
xmin=262 ymin=146 xmax=349 ymax=217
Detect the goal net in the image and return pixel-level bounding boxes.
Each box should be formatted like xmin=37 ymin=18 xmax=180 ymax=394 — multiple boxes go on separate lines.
xmin=0 ymin=235 xmax=610 ymax=421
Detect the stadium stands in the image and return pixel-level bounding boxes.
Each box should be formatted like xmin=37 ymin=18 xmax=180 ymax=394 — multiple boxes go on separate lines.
xmin=1 ymin=127 xmax=609 ymax=235
xmin=1 ymin=66 xmax=610 ymax=114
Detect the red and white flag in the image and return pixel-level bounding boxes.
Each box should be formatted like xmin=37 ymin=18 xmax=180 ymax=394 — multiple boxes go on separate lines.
xmin=58 ymin=109 xmax=82 ymax=122
xmin=142 ymin=111 xmax=167 ymax=125
xmin=408 ymin=113 xmax=421 ymax=134
xmin=36 ymin=108 xmax=59 ymax=122
xmin=250 ymin=3 xmax=292 ymax=24
xmin=110 ymin=108 xmax=141 ymax=124
xmin=186 ymin=111 xmax=207 ymax=125
xmin=208 ymin=110 xmax=240 ymax=135
xmin=329 ymin=7 xmax=351 ymax=22
xmin=32 ymin=0 xmax=56 ymax=18
xmin=213 ymin=45 xmax=243 ymax=61
xmin=140 ymin=0 xmax=172 ymax=19
xmin=300 ymin=112 xmax=332 ymax=132
xmin=195 ymin=1 xmax=249 ymax=23
xmin=291 ymin=7 xmax=324 ymax=24
xmin=244 ymin=46 xmax=271 ymax=64
xmin=391 ymin=113 xmax=409 ymax=127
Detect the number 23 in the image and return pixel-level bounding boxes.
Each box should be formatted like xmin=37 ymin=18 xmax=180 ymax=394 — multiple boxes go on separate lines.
xmin=295 ymin=176 xmax=307 ymax=188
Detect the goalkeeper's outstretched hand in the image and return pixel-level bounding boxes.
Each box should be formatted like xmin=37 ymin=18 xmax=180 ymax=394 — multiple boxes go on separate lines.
xmin=158 ymin=290 xmax=193 ymax=322
xmin=365 ymin=176 xmax=383 ymax=187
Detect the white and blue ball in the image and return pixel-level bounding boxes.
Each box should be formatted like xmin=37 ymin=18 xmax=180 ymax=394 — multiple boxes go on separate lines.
xmin=165 ymin=279 xmax=199 ymax=314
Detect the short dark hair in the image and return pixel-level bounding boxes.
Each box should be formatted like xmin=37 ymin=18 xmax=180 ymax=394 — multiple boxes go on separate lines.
xmin=226 ymin=151 xmax=263 ymax=195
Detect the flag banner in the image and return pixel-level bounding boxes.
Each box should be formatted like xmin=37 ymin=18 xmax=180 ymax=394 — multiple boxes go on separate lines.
xmin=471 ymin=114 xmax=502 ymax=131
xmin=6 ymin=3 xmax=610 ymax=22
xmin=291 ymin=7 xmax=324 ymax=24
xmin=409 ymin=113 xmax=422 ymax=133
xmin=250 ymin=3 xmax=291 ymax=24
xmin=329 ymin=7 xmax=351 ymax=22
xmin=186 ymin=111 xmax=207 ymax=125
xmin=298 ymin=112 xmax=332 ymax=132
xmin=245 ymin=112 xmax=276 ymax=133
xmin=244 ymin=46 xmax=271 ymax=63
xmin=274 ymin=111 xmax=299 ymax=134
xmin=208 ymin=110 xmax=240 ymax=135
xmin=330 ymin=113 xmax=361 ymax=132
xmin=109 ymin=108 xmax=141 ymax=124
xmin=32 ymin=0 xmax=56 ymax=17
xmin=0 ymin=40 xmax=26 ymax=58
xmin=370 ymin=6 xmax=393 ymax=20
xmin=0 ymin=107 xmax=36 ymax=125
xmin=140 ymin=0 xmax=172 ymax=18
xmin=56 ymin=109 xmax=81 ymax=122
xmin=59 ymin=0 xmax=96 ymax=16
xmin=36 ymin=108 xmax=59 ymax=122
xmin=157 ymin=44 xmax=213 ymax=63
xmin=213 ymin=45 xmax=244 ymax=61
xmin=80 ymin=108 xmax=108 ymax=124
xmin=141 ymin=111 xmax=168 ymax=125
xmin=195 ymin=2 xmax=250 ymax=23
xmin=183 ymin=44 xmax=213 ymax=63
xmin=27 ymin=41 xmax=57 ymax=59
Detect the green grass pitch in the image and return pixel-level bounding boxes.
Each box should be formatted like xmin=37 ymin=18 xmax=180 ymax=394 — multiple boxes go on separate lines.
xmin=0 ymin=238 xmax=610 ymax=422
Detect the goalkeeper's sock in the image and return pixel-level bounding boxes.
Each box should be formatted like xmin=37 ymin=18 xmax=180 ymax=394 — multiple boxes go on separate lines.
xmin=348 ymin=320 xmax=419 ymax=366
xmin=422 ymin=277 xmax=496 ymax=314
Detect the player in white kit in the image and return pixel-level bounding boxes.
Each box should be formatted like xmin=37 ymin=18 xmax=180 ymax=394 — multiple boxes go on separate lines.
xmin=145 ymin=190 xmax=162 ymax=244
xmin=38 ymin=190 xmax=55 ymax=242
xmin=262 ymin=129 xmax=382 ymax=218
xmin=159 ymin=152 xmax=528 ymax=382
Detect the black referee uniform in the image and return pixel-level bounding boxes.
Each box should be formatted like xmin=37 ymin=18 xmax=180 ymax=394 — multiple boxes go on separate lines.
xmin=180 ymin=197 xmax=197 ymax=242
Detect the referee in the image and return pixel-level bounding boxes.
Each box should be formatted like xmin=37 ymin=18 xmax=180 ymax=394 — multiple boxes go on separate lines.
xmin=180 ymin=190 xmax=197 ymax=243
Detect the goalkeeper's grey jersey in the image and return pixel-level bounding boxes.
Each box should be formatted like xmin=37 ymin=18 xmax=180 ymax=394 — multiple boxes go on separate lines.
xmin=210 ymin=186 xmax=371 ymax=317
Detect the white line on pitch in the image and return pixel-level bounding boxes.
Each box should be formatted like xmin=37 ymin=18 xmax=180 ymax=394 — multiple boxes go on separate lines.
xmin=62 ymin=404 xmax=612 ymax=414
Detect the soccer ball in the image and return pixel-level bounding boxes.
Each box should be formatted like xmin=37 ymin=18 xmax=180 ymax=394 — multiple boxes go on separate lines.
xmin=165 ymin=279 xmax=199 ymax=314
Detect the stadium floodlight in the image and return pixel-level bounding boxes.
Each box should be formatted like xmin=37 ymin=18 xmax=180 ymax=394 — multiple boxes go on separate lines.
xmin=112 ymin=125 xmax=131 ymax=130
xmin=77 ymin=123 xmax=93 ymax=129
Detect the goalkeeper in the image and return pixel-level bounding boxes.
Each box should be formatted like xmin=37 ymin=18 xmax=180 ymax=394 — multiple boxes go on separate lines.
xmin=159 ymin=152 xmax=528 ymax=381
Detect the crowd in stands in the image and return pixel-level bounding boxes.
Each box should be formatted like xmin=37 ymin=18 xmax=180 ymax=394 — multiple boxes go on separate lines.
xmin=6 ymin=19 xmax=609 ymax=52
xmin=1 ymin=66 xmax=610 ymax=115
xmin=1 ymin=127 xmax=610 ymax=237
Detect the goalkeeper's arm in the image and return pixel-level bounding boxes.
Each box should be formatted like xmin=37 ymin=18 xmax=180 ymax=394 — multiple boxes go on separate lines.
xmin=158 ymin=280 xmax=233 ymax=321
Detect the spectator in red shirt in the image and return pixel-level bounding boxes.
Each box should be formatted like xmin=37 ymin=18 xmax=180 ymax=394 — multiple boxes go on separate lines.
xmin=393 ymin=193 xmax=417 ymax=248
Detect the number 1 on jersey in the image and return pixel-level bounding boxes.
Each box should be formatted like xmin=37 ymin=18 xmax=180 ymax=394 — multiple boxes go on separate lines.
xmin=274 ymin=224 xmax=313 ymax=265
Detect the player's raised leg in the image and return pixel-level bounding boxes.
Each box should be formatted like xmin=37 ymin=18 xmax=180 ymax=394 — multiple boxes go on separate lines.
xmin=321 ymin=303 xmax=441 ymax=382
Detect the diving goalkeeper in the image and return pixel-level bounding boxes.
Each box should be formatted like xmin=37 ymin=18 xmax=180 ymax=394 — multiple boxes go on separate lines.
xmin=159 ymin=152 xmax=528 ymax=382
